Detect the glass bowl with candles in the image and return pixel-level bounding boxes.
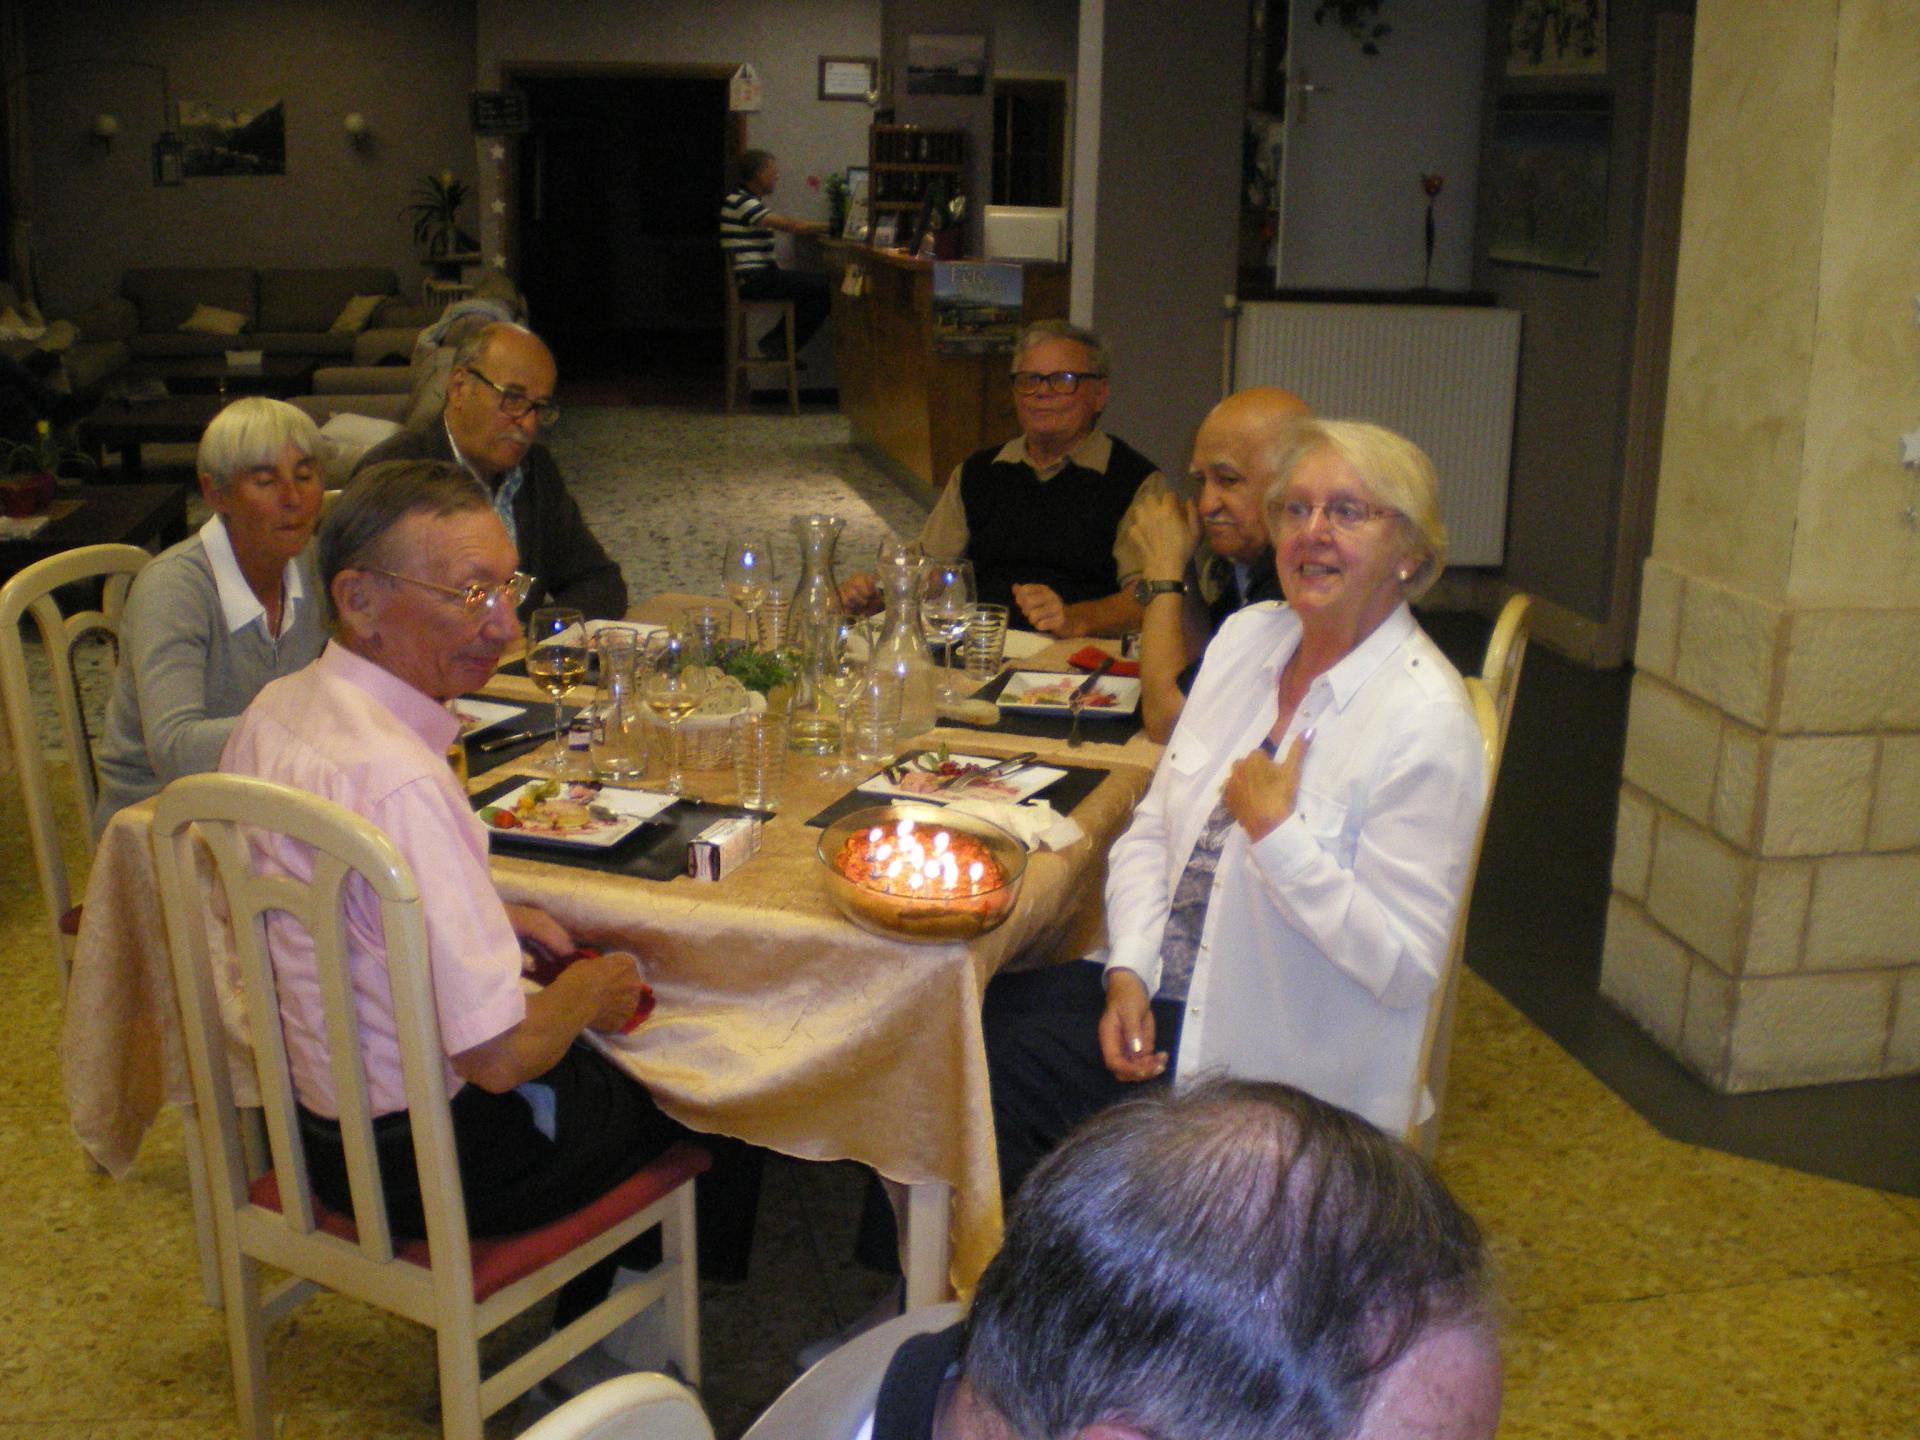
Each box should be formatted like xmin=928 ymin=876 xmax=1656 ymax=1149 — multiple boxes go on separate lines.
xmin=816 ymin=803 xmax=1029 ymax=942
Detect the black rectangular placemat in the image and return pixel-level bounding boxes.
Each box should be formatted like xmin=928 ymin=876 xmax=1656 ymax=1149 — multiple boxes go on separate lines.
xmin=472 ymin=779 xmax=764 ymax=879
xmin=940 ymin=671 xmax=1143 ymax=743
xmin=471 ymin=775 xmax=762 ymax=880
xmin=460 ymin=699 xmax=555 ymax=777
xmin=803 ymin=752 xmax=1113 ymax=829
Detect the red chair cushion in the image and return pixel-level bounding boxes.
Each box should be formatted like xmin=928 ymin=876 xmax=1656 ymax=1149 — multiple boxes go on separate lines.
xmin=59 ymin=905 xmax=83 ymax=937
xmin=247 ymin=1140 xmax=711 ymax=1303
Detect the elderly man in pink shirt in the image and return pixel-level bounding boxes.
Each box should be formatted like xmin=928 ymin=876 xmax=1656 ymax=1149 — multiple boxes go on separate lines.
xmin=221 ymin=457 xmax=680 ymax=1328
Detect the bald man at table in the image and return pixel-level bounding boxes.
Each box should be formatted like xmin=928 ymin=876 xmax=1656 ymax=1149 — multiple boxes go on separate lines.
xmin=220 ymin=458 xmax=749 ymax=1326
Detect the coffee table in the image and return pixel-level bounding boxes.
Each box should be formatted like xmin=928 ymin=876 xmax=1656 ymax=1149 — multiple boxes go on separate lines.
xmin=0 ymin=482 xmax=191 ymax=584
xmin=132 ymin=355 xmax=317 ymax=398
xmin=82 ymin=394 xmax=228 ymax=476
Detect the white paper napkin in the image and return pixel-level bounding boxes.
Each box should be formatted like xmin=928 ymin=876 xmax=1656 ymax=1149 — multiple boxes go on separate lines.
xmin=942 ymin=796 xmax=1085 ymax=851
xmin=1001 ymin=629 xmax=1055 ymax=660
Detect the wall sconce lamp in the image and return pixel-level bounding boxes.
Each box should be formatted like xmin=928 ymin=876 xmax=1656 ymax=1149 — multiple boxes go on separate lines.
xmin=343 ymin=112 xmax=371 ymax=151
xmin=89 ymin=112 xmax=118 ymax=149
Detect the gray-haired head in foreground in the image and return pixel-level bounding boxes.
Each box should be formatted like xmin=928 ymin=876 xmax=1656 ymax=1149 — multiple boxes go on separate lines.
xmin=318 ymin=459 xmax=490 ymax=595
xmin=1013 ymin=318 xmax=1110 ymax=383
xmin=196 ymin=396 xmax=322 ymax=489
xmin=962 ymin=1080 xmax=1492 ymax=1440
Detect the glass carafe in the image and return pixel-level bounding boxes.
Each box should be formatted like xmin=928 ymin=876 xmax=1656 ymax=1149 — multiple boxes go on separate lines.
xmin=869 ymin=555 xmax=939 ymax=737
xmin=588 ymin=627 xmax=648 ymax=781
xmin=787 ymin=514 xmax=847 ymax=755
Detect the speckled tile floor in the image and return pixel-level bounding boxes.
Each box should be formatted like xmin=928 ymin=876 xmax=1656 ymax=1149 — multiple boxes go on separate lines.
xmin=6 ymin=408 xmax=1916 ymax=1437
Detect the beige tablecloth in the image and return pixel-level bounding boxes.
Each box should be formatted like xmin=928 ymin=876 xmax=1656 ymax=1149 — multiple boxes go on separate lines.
xmin=61 ymin=599 xmax=1159 ymax=1292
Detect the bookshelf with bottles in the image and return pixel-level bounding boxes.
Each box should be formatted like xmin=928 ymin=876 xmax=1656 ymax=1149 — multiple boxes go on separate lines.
xmin=866 ymin=125 xmax=966 ymax=243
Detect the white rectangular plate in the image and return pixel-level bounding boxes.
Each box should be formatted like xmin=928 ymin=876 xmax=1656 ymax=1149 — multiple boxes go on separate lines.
xmin=857 ymin=752 xmax=1068 ymax=804
xmin=477 ymin=781 xmax=677 ymax=849
xmin=999 ymin=671 xmax=1142 ymax=718
xmin=452 ymin=697 xmax=529 ymax=736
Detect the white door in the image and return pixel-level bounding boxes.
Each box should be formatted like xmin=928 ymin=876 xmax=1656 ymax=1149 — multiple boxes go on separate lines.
xmin=1275 ymin=0 xmax=1489 ymax=291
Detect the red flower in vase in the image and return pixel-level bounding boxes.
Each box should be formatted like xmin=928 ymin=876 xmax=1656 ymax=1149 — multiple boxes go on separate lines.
xmin=1422 ymin=173 xmax=1445 ymax=198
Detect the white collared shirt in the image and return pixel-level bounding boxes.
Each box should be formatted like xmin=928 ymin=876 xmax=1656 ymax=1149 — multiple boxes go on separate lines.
xmin=198 ymin=515 xmax=307 ymax=639
xmin=445 ymin=418 xmax=524 ymax=546
xmin=1102 ymin=602 xmax=1486 ymax=1133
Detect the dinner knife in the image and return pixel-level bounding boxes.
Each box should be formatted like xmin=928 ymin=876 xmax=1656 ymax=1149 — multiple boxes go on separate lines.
xmin=474 ymin=727 xmax=543 ymax=754
xmin=1070 ymin=655 xmax=1117 ymax=704
xmin=939 ymin=750 xmax=1039 ymax=793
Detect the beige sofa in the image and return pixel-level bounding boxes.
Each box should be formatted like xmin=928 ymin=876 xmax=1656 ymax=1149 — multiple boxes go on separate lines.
xmin=85 ymin=266 xmax=438 ymax=363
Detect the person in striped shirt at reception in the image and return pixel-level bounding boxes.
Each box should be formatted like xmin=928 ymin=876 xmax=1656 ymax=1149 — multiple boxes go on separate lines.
xmin=721 ymin=148 xmax=832 ymax=361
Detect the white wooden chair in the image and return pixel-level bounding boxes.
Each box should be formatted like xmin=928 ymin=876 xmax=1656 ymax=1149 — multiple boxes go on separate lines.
xmin=0 ymin=542 xmax=150 ymax=984
xmin=740 ymin=1301 xmax=965 ymax=1440
xmin=519 ymin=1372 xmax=714 ymax=1440
xmin=1408 ymin=593 xmax=1534 ymax=1157
xmin=723 ymin=251 xmax=800 ymax=416
xmin=152 ymin=772 xmax=708 ymax=1440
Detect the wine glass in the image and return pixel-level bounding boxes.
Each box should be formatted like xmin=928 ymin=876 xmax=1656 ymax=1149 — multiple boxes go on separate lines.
xmin=525 ymin=607 xmax=587 ymax=773
xmin=644 ymin=632 xmax=710 ymax=796
xmin=918 ymin=559 xmax=975 ymax=699
xmin=722 ymin=537 xmax=773 ymax=646
xmin=818 ymin=619 xmax=866 ymax=781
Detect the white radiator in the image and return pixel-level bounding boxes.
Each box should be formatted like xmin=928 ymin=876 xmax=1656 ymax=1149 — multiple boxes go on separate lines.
xmin=1232 ymin=303 xmax=1522 ymax=566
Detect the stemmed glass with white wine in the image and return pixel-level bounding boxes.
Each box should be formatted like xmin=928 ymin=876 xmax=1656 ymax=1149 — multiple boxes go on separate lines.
xmin=722 ymin=537 xmax=773 ymax=646
xmin=525 ymin=607 xmax=587 ymax=773
xmin=644 ymin=632 xmax=710 ymax=796
xmin=918 ymin=559 xmax=975 ymax=699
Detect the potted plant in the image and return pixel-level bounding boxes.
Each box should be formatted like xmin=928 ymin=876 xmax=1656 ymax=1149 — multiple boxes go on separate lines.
xmin=1 ymin=419 xmax=95 ymax=517
xmin=404 ymin=170 xmax=481 ymax=279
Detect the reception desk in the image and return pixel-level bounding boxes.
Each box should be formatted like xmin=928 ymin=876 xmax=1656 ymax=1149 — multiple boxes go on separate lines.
xmin=823 ymin=240 xmax=1067 ymax=490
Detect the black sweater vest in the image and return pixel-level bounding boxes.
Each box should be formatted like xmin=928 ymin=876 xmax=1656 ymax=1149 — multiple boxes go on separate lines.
xmin=958 ymin=434 xmax=1157 ymax=612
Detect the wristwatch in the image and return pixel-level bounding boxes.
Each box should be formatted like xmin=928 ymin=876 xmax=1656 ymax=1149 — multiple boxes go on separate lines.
xmin=1132 ymin=578 xmax=1188 ymax=605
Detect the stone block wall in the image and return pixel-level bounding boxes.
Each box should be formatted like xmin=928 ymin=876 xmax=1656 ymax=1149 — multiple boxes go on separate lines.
xmin=1601 ymin=555 xmax=1920 ymax=1091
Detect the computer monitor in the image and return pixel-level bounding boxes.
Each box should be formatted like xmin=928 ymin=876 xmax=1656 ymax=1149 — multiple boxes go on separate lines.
xmin=982 ymin=205 xmax=1067 ymax=262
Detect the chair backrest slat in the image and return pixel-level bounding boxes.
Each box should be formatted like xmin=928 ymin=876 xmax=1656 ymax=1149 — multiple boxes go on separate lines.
xmin=1406 ymin=593 xmax=1535 ymax=1156
xmin=0 ymin=543 xmax=151 ymax=982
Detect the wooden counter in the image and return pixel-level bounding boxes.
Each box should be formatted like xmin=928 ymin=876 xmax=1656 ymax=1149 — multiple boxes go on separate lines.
xmin=823 ymin=240 xmax=1067 ymax=490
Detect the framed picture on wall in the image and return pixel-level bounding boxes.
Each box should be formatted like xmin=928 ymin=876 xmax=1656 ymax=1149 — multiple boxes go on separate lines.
xmin=906 ymin=34 xmax=987 ymax=96
xmin=1506 ymin=0 xmax=1607 ymax=78
xmin=819 ymin=56 xmax=877 ymax=102
xmin=1486 ymin=95 xmax=1610 ymax=274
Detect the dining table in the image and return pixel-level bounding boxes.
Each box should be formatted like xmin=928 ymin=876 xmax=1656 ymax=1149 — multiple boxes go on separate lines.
xmin=61 ymin=594 xmax=1162 ymax=1301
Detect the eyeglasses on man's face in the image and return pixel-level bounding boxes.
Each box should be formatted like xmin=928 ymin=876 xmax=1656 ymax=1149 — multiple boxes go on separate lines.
xmin=1010 ymin=370 xmax=1106 ymax=397
xmin=463 ymin=366 xmax=560 ymax=426
xmin=1273 ymin=497 xmax=1402 ymax=536
xmin=367 ymin=568 xmax=535 ymax=617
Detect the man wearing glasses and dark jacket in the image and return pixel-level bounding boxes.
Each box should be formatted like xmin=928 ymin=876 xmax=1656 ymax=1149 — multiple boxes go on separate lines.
xmin=355 ymin=321 xmax=627 ymax=620
xmin=841 ymin=320 xmax=1168 ymax=637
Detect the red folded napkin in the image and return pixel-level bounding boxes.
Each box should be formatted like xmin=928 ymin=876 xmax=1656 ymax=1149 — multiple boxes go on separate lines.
xmin=522 ymin=943 xmax=656 ymax=1033
xmin=1068 ymin=645 xmax=1140 ymax=678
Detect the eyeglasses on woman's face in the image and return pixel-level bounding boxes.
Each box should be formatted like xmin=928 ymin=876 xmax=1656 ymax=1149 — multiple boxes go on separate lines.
xmin=1272 ymin=496 xmax=1401 ymax=536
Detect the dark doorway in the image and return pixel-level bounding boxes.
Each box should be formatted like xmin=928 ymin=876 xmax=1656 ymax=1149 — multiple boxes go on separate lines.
xmin=990 ymin=78 xmax=1067 ymax=206
xmin=507 ymin=69 xmax=736 ymax=401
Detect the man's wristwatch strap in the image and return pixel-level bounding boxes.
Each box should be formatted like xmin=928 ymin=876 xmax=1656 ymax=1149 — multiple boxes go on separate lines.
xmin=1133 ymin=578 xmax=1188 ymax=605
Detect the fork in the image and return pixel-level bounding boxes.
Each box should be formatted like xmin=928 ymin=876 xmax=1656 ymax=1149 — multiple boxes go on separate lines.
xmin=1068 ymin=655 xmax=1116 ymax=749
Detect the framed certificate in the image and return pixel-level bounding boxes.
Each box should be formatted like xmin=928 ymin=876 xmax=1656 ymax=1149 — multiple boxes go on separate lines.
xmin=819 ymin=56 xmax=877 ymax=102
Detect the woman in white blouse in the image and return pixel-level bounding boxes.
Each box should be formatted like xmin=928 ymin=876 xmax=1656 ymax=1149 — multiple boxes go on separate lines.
xmin=91 ymin=397 xmax=328 ymax=834
xmin=985 ymin=419 xmax=1487 ymax=1201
